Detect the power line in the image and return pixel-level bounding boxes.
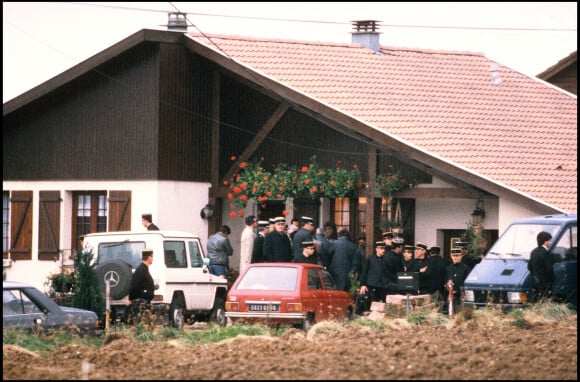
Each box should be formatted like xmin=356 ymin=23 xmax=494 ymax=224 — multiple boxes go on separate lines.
xmin=71 ymin=2 xmax=577 ymax=33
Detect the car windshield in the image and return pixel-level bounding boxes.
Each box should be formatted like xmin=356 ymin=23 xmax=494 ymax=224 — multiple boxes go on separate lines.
xmin=236 ymin=266 xmax=298 ymax=291
xmin=485 ymin=223 xmax=563 ymax=260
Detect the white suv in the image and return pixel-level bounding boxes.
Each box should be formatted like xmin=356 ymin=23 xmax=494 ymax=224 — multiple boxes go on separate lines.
xmin=83 ymin=230 xmax=228 ymax=328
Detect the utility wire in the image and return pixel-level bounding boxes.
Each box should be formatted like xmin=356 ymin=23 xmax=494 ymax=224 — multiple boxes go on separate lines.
xmin=70 ymin=2 xmax=577 ymax=32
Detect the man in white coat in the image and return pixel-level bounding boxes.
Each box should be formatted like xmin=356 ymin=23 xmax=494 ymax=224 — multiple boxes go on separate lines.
xmin=240 ymin=215 xmax=257 ymax=274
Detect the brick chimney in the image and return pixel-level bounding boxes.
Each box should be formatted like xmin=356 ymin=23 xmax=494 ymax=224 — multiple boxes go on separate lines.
xmin=351 ymin=20 xmax=381 ymax=52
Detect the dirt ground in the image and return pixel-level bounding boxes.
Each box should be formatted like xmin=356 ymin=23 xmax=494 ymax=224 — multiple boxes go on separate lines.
xmin=3 ymin=311 xmax=577 ymax=380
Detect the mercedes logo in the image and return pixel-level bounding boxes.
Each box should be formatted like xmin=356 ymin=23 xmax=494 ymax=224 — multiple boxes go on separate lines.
xmin=104 ymin=270 xmax=120 ymax=287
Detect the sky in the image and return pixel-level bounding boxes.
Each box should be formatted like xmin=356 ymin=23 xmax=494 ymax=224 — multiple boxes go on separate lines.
xmin=3 ymin=2 xmax=577 ymax=103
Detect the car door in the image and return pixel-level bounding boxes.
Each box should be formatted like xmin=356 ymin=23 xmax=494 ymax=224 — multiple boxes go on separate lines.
xmin=303 ymin=267 xmax=327 ymax=320
xmin=319 ymin=268 xmax=350 ymax=320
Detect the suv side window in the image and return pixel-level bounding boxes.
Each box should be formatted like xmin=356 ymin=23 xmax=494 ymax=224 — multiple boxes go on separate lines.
xmin=163 ymin=241 xmax=187 ymax=268
xmin=189 ymin=240 xmax=203 ymax=268
xmin=98 ymin=241 xmax=145 ymax=268
xmin=553 ymin=225 xmax=577 ymax=260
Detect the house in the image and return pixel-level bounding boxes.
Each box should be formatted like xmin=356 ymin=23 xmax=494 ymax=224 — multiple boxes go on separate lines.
xmin=3 ymin=20 xmax=577 ymax=290
xmin=538 ymin=50 xmax=577 ymax=95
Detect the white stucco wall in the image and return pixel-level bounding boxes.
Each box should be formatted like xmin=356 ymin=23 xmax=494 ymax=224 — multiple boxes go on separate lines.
xmin=3 ymin=180 xmax=211 ymax=291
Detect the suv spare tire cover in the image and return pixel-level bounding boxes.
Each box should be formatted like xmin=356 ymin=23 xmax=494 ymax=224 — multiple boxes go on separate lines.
xmin=96 ymin=260 xmax=133 ymax=299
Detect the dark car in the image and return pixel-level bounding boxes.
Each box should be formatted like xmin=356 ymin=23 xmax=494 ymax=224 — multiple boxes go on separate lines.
xmin=3 ymin=281 xmax=100 ymax=336
xmin=225 ymin=262 xmax=354 ymax=330
xmin=463 ymin=213 xmax=577 ymax=310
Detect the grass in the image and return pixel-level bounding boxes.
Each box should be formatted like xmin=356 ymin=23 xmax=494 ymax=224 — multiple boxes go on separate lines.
xmin=3 ymin=300 xmax=576 ymax=353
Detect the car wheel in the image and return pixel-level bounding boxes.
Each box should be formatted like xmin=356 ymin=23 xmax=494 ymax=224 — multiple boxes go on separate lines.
xmin=170 ymin=296 xmax=185 ymax=329
xmin=210 ymin=297 xmax=226 ymax=327
xmin=96 ymin=260 xmax=132 ymax=300
xmin=302 ymin=313 xmax=314 ymax=331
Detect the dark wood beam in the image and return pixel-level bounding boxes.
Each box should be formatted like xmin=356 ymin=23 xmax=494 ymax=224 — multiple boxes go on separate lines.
xmin=365 ymin=148 xmax=377 ymax=258
xmin=219 ymin=102 xmax=290 ymax=186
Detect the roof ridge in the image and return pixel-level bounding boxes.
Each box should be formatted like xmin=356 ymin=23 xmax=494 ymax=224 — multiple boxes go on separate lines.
xmin=189 ymin=32 xmax=485 ymax=57
xmin=188 ymin=32 xmax=353 ymax=47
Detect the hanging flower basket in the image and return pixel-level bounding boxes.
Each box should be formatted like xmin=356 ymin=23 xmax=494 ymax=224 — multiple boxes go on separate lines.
xmin=375 ymin=164 xmax=412 ymax=199
xmin=226 ymin=155 xmax=360 ymax=217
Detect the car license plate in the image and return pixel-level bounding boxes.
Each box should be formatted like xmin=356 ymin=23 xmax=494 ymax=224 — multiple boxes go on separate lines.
xmin=247 ymin=303 xmax=279 ymax=312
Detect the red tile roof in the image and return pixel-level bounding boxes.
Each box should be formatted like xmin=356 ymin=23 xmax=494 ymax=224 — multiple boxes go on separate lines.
xmin=189 ymin=34 xmax=577 ymax=213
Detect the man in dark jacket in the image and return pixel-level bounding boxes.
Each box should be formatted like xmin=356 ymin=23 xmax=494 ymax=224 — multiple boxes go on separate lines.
xmin=444 ymin=248 xmax=470 ymax=314
xmin=351 ymin=232 xmax=366 ymax=277
xmin=329 ymin=228 xmax=356 ymax=292
xmin=427 ymin=246 xmax=449 ymax=300
xmin=293 ymin=241 xmax=320 ymax=264
xmin=407 ymin=243 xmax=432 ymax=294
xmin=527 ymin=231 xmax=555 ymax=300
xmin=251 ymin=220 xmax=269 ymax=263
xmin=291 ymin=216 xmax=315 ymax=261
xmin=383 ymin=238 xmax=404 ymax=295
xmin=129 ymin=249 xmax=155 ymax=322
xmin=263 ymin=217 xmax=292 ymax=262
xmin=141 ymin=213 xmax=160 ymax=231
xmin=359 ymin=241 xmax=389 ymax=304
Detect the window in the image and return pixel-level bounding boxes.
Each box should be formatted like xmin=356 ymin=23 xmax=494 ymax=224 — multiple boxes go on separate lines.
xmin=333 ymin=197 xmax=350 ymax=232
xmin=2 ymin=192 xmax=9 ymax=255
xmin=320 ymin=268 xmax=338 ymax=290
xmin=163 ymin=241 xmax=187 ymax=268
xmin=357 ymin=197 xmax=367 ymax=234
xmin=3 ymin=289 xmax=42 ymax=315
xmin=189 ymin=241 xmax=204 ymax=268
xmin=307 ymin=269 xmax=322 ymax=290
xmin=72 ymin=192 xmax=107 ymax=251
xmin=97 ymin=241 xmax=145 ymax=269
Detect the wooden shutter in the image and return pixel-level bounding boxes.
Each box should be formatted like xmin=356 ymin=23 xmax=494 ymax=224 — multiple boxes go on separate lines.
xmin=38 ymin=191 xmax=61 ymax=261
xmin=10 ymin=191 xmax=33 ymax=260
xmin=108 ymin=191 xmax=131 ymax=231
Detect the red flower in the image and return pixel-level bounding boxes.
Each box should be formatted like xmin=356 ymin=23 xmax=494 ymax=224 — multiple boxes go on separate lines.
xmin=311 ymin=186 xmax=318 ymax=193
xmin=227 ymin=193 xmax=234 ymax=199
xmin=330 ymin=180 xmax=335 ymax=186
xmin=263 ymin=175 xmax=269 ymax=181
xmin=230 ymin=155 xmax=237 ymax=161
xmin=282 ymin=210 xmax=289 ymax=216
xmin=241 ymin=195 xmax=248 ymax=201
xmin=229 ymin=211 xmax=237 ymax=218
xmin=223 ymin=180 xmax=229 ymax=185
xmin=238 ymin=210 xmax=244 ymax=217
xmin=304 ymin=179 xmax=311 ymax=185
xmin=301 ymin=166 xmax=308 ymax=173
xmin=240 ymin=182 xmax=247 ymax=190
xmin=353 ymin=164 xmax=358 ymax=169
xmin=233 ymin=186 xmax=242 ymax=194
xmin=239 ymin=162 xmax=248 ymax=169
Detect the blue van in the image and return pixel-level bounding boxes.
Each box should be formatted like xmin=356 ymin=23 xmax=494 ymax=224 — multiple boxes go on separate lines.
xmin=463 ymin=213 xmax=577 ymax=310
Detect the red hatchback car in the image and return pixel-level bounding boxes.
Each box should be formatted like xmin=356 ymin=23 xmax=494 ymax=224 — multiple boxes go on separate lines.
xmin=225 ymin=262 xmax=354 ymax=330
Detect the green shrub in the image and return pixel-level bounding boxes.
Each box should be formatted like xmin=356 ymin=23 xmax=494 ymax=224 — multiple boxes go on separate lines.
xmin=72 ymin=250 xmax=105 ymax=322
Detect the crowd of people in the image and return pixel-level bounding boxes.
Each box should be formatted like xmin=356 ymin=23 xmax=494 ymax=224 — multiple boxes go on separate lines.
xmin=203 ymin=215 xmax=490 ymax=315
xmin=139 ymin=213 xmax=557 ymax=317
